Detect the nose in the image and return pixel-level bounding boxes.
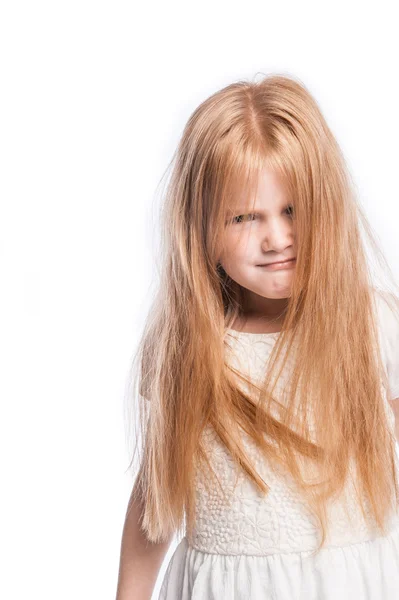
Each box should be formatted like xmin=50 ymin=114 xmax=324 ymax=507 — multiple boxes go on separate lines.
xmin=260 ymin=218 xmax=295 ymax=253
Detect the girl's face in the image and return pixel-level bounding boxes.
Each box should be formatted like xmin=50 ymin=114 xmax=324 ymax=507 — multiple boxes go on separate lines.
xmin=218 ymin=166 xmax=297 ymax=308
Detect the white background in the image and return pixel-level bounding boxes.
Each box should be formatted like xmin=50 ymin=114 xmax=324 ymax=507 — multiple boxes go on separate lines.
xmin=0 ymin=1 xmax=398 ymax=598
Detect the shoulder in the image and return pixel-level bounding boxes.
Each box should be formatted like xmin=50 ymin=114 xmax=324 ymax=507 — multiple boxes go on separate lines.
xmin=372 ymin=287 xmax=399 ymax=400
xmin=373 ymin=287 xmax=399 ymax=343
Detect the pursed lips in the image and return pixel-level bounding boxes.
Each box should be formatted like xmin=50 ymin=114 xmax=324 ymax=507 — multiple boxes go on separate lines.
xmin=257 ymin=257 xmax=296 ymax=266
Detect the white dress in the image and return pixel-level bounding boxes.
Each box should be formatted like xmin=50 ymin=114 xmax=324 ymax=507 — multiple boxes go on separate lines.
xmin=158 ymin=290 xmax=399 ymax=599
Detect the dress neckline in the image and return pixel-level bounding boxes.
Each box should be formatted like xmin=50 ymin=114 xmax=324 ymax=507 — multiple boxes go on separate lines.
xmin=226 ymin=327 xmax=281 ymax=338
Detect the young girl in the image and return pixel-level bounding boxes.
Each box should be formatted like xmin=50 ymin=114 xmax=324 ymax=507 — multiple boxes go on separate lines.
xmin=116 ymin=73 xmax=399 ymax=599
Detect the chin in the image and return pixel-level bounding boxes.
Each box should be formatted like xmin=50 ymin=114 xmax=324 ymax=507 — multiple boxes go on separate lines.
xmin=259 ymin=286 xmax=293 ymax=299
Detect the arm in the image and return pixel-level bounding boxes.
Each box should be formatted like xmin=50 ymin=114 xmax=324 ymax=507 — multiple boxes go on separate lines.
xmin=388 ymin=398 xmax=399 ymax=444
xmin=115 ymin=478 xmax=174 ymax=600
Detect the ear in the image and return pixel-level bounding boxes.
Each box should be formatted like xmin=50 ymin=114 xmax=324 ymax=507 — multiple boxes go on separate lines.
xmin=216 ymin=262 xmax=226 ymax=275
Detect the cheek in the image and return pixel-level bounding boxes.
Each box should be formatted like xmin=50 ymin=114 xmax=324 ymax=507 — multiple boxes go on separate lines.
xmin=224 ymin=232 xmax=253 ymax=260
xmin=222 ymin=247 xmax=246 ymax=270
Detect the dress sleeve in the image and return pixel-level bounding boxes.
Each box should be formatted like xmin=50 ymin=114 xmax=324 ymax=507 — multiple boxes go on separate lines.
xmin=374 ymin=289 xmax=399 ymax=401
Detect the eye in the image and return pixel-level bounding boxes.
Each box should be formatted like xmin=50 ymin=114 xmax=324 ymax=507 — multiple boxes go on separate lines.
xmin=231 ymin=213 xmax=256 ymax=224
xmin=285 ymin=205 xmax=295 ymax=217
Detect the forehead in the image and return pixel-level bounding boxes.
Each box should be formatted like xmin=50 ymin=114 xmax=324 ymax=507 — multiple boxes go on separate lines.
xmin=228 ymin=167 xmax=289 ymax=210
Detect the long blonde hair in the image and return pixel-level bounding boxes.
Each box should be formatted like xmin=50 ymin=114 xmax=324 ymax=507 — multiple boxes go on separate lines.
xmin=125 ymin=73 xmax=399 ymax=555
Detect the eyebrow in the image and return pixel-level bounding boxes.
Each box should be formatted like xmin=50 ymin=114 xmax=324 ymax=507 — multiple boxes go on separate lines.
xmin=226 ymin=203 xmax=291 ymax=214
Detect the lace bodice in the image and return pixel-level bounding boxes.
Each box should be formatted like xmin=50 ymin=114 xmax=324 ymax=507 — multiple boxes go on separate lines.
xmin=189 ymin=329 xmax=399 ymax=556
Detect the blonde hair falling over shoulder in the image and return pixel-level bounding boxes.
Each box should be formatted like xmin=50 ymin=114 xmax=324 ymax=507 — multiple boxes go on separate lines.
xmin=125 ymin=73 xmax=399 ymax=556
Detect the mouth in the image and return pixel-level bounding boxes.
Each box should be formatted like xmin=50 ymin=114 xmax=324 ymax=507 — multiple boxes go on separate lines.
xmin=257 ymin=258 xmax=296 ymax=267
